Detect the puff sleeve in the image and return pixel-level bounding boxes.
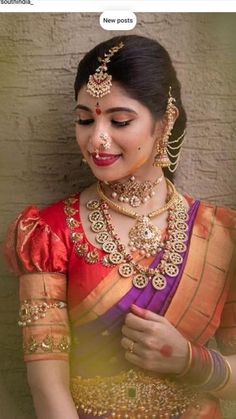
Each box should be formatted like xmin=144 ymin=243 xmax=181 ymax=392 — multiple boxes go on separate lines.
xmin=5 ymin=206 xmax=71 ymax=362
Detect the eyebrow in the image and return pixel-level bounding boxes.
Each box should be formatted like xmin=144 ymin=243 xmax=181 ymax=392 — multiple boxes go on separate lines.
xmin=74 ymin=104 xmax=137 ymax=115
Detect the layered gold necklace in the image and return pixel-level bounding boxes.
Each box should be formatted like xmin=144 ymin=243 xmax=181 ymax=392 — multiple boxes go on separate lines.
xmin=86 ymin=179 xmax=189 ymax=290
xmin=97 ymin=179 xmax=178 ymax=258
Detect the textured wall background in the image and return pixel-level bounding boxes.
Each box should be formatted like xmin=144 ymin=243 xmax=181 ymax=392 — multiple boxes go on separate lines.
xmin=0 ymin=13 xmax=235 ymax=418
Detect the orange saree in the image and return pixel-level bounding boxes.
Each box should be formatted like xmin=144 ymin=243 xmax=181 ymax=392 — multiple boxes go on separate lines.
xmin=5 ymin=193 xmax=236 ymax=418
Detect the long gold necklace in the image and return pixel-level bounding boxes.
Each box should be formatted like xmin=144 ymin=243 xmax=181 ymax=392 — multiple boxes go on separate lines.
xmin=86 ymin=192 xmax=189 ymax=290
xmin=97 ymin=178 xmax=177 ymax=257
xmin=62 ymin=184 xmax=189 ymax=291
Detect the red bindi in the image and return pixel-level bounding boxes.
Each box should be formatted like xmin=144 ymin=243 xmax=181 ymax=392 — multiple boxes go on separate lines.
xmin=159 ymin=344 xmax=173 ymax=358
xmin=95 ymin=102 xmax=102 ymax=115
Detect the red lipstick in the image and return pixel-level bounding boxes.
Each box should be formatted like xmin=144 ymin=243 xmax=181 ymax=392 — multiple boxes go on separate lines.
xmin=91 ymin=153 xmax=121 ymax=167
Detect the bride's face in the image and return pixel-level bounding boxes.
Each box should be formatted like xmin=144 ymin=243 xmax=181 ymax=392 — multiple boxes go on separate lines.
xmin=75 ymin=82 xmax=165 ymax=182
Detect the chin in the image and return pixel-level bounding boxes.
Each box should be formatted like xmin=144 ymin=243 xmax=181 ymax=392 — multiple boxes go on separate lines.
xmin=93 ymin=172 xmax=123 ymax=183
xmin=89 ymin=164 xmax=129 ymax=183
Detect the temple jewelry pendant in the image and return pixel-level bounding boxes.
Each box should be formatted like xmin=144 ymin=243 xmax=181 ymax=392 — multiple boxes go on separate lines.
xmin=128 ymin=216 xmax=163 ymax=257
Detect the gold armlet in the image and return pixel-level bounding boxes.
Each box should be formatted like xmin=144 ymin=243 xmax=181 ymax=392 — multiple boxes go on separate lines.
xmin=18 ymin=299 xmax=67 ymax=327
xmin=23 ymin=334 xmax=71 ymax=354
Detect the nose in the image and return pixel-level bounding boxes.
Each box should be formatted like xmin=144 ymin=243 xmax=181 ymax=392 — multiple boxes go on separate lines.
xmin=89 ymin=124 xmax=112 ymax=153
xmin=88 ymin=122 xmax=104 ymax=152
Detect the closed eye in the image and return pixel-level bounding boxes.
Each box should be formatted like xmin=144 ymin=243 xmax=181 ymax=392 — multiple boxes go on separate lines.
xmin=75 ymin=119 xmax=132 ymax=127
xmin=112 ymin=120 xmax=132 ymax=127
xmin=75 ymin=118 xmax=94 ymax=125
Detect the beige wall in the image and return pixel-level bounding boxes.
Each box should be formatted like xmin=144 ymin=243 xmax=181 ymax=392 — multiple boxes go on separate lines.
xmin=0 ymin=13 xmax=235 ymax=418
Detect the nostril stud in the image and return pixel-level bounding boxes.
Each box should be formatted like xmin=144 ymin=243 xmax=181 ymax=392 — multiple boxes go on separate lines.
xmin=99 ymin=132 xmax=112 ymax=150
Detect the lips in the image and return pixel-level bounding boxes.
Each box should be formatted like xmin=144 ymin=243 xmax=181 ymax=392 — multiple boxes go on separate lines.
xmin=91 ymin=153 xmax=121 ymax=167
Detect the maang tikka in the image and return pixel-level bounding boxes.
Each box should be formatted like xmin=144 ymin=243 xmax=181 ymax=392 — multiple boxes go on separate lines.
xmin=153 ymin=87 xmax=186 ymax=173
xmin=86 ymin=42 xmax=124 ymax=98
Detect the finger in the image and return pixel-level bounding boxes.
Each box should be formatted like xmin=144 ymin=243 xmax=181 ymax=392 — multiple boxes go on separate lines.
xmin=124 ymin=350 xmax=143 ymax=368
xmin=121 ymin=336 xmax=133 ymax=351
xmin=131 ymin=305 xmax=167 ymax=324
xmin=125 ymin=312 xmax=149 ymax=331
xmin=125 ymin=311 xmax=164 ymax=331
xmin=121 ymin=324 xmax=144 ymax=343
xmin=121 ymin=336 xmax=143 ymax=357
xmin=130 ymin=304 xmax=148 ymax=319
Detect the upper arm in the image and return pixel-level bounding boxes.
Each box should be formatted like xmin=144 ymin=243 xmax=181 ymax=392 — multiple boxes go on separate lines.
xmin=5 ymin=206 xmax=71 ymax=363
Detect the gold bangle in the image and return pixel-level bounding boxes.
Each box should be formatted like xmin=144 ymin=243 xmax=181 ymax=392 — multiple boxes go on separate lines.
xmin=177 ymin=341 xmax=193 ymax=377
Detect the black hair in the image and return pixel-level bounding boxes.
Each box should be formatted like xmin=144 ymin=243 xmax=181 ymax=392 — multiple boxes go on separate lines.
xmin=74 ymin=35 xmax=187 ymax=180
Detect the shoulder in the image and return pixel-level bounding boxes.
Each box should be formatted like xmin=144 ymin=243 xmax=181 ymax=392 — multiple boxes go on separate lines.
xmin=189 ymin=199 xmax=236 ymax=258
xmin=5 ymin=192 xmax=81 ymax=276
xmin=196 ymin=200 xmax=236 ymax=230
xmin=183 ymin=193 xmax=236 ymax=243
xmin=39 ymin=192 xmax=81 ymax=237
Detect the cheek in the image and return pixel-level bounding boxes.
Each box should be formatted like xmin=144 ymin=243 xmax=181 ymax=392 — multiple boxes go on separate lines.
xmin=127 ymin=154 xmax=150 ymax=173
xmin=75 ymin=127 xmax=86 ymax=147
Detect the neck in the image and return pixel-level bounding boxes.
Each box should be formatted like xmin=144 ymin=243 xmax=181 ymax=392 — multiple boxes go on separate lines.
xmin=119 ymin=164 xmax=164 ymax=184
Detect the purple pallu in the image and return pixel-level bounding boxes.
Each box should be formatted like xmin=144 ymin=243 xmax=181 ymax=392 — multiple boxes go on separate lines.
xmin=70 ymin=200 xmax=200 ymax=378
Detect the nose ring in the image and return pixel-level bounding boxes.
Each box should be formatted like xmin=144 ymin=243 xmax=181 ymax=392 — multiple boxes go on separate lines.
xmin=99 ymin=132 xmax=112 ymax=150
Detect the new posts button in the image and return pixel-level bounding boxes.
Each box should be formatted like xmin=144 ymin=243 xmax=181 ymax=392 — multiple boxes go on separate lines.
xmin=100 ymin=11 xmax=137 ymax=31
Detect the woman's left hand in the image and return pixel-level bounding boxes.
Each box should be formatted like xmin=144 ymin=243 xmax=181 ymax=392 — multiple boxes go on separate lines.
xmin=121 ymin=304 xmax=189 ymax=375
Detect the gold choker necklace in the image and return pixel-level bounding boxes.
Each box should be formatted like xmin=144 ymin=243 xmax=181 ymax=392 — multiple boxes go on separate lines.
xmin=104 ymin=175 xmax=164 ymax=208
xmin=97 ymin=178 xmax=177 ymax=220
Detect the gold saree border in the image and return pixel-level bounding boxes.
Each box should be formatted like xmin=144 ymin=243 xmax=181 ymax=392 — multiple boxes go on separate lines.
xmin=70 ymin=253 xmax=152 ymax=327
xmin=165 ymin=204 xmax=236 ymax=345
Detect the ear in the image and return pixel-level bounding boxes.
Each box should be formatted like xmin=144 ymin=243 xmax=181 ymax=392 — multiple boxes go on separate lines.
xmin=153 ymin=105 xmax=179 ymax=138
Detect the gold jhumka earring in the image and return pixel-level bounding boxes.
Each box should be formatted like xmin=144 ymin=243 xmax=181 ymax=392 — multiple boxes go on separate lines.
xmin=153 ymin=87 xmax=186 ymax=173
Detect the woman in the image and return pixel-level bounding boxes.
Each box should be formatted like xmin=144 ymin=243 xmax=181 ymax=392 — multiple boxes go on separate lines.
xmin=5 ymin=35 xmax=236 ymax=419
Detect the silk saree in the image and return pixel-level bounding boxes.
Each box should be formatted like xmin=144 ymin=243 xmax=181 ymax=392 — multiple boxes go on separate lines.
xmin=5 ymin=192 xmax=236 ymax=418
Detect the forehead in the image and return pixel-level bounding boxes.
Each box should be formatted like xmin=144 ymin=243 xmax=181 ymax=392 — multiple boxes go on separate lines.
xmin=77 ymin=82 xmax=138 ymax=108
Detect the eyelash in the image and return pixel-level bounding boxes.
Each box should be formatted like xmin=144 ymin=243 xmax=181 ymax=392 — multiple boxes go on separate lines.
xmin=75 ymin=119 xmax=132 ymax=127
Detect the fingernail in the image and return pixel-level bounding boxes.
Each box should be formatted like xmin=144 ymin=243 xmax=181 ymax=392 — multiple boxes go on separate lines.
xmin=131 ymin=304 xmax=147 ymax=318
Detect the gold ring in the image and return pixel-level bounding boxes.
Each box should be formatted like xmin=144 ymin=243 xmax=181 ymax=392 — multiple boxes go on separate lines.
xmin=128 ymin=340 xmax=135 ymax=353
